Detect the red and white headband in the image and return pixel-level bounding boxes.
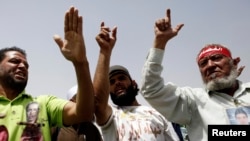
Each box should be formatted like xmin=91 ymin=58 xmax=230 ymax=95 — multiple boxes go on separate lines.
xmin=197 ymin=45 xmax=232 ymax=62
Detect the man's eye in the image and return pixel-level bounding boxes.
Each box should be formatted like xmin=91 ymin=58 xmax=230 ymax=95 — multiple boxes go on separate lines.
xmin=10 ymin=59 xmax=19 ymax=64
xmin=110 ymin=80 xmax=115 ymax=85
xmin=198 ymin=59 xmax=207 ymax=67
xmin=211 ymin=54 xmax=223 ymax=61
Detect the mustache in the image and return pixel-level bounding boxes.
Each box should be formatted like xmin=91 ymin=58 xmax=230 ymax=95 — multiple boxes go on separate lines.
xmin=210 ymin=73 xmax=216 ymax=79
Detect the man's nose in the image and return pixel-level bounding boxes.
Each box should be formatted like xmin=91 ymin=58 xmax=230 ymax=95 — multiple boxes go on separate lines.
xmin=207 ymin=59 xmax=216 ymax=67
xmin=115 ymin=80 xmax=122 ymax=86
xmin=18 ymin=62 xmax=27 ymax=69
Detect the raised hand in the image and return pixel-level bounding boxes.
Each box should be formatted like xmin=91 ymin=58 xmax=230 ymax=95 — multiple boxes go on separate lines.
xmin=95 ymin=22 xmax=117 ymax=54
xmin=154 ymin=9 xmax=184 ymax=49
xmin=53 ymin=6 xmax=86 ymax=63
xmin=234 ymin=57 xmax=245 ymax=76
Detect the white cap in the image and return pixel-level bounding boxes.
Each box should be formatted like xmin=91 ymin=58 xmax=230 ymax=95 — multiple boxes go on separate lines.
xmin=67 ymin=85 xmax=77 ymax=100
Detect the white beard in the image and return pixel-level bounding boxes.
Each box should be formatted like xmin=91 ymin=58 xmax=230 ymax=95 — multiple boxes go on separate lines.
xmin=204 ymin=68 xmax=238 ymax=91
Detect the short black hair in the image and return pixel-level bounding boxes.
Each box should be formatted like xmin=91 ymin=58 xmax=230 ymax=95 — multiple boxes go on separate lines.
xmin=0 ymin=46 xmax=26 ymax=62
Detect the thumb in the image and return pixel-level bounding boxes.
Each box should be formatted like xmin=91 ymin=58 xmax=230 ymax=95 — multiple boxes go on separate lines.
xmin=53 ymin=34 xmax=64 ymax=49
xmin=237 ymin=66 xmax=245 ymax=76
xmin=111 ymin=26 xmax=117 ymax=40
xmin=175 ymin=24 xmax=184 ymax=32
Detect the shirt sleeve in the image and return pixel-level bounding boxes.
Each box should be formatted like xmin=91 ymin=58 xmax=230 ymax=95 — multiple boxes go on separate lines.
xmin=140 ymin=48 xmax=193 ymax=124
xmin=37 ymin=95 xmax=68 ymax=127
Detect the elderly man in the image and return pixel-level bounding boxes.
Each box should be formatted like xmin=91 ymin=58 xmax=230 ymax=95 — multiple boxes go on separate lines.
xmin=140 ymin=8 xmax=248 ymax=141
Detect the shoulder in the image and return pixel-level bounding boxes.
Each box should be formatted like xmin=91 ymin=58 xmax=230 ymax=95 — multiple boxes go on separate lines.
xmin=34 ymin=95 xmax=68 ymax=109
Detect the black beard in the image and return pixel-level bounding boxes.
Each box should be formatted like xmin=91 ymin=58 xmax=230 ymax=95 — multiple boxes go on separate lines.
xmin=110 ymin=84 xmax=139 ymax=106
xmin=2 ymin=73 xmax=27 ymax=94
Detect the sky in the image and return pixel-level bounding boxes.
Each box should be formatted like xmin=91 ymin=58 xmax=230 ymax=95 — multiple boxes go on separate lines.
xmin=0 ymin=1 xmax=249 ymax=106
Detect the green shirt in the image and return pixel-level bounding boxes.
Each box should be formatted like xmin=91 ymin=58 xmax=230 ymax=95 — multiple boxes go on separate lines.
xmin=0 ymin=91 xmax=68 ymax=141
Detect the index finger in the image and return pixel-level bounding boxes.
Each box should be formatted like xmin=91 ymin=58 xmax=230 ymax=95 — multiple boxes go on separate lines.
xmin=165 ymin=9 xmax=171 ymax=27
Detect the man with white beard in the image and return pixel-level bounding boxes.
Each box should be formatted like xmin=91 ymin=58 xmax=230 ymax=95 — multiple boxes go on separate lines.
xmin=140 ymin=8 xmax=248 ymax=141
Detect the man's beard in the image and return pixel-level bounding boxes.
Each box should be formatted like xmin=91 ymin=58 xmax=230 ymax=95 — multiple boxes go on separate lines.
xmin=2 ymin=73 xmax=27 ymax=94
xmin=110 ymin=84 xmax=139 ymax=106
xmin=204 ymin=67 xmax=238 ymax=91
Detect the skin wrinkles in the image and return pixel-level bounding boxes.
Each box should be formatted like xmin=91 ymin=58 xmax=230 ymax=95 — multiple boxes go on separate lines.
xmin=199 ymin=54 xmax=232 ymax=83
xmin=0 ymin=51 xmax=28 ymax=99
xmin=8 ymin=52 xmax=29 ymax=80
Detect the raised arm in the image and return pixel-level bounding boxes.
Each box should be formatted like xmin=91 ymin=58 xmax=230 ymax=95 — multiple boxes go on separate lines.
xmin=154 ymin=9 xmax=184 ymax=50
xmin=140 ymin=8 xmax=185 ymax=119
xmin=93 ymin=22 xmax=117 ymax=125
xmin=53 ymin=6 xmax=94 ymax=125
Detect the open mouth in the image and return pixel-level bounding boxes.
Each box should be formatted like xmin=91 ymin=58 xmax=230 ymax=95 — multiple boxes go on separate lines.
xmin=15 ymin=72 xmax=26 ymax=80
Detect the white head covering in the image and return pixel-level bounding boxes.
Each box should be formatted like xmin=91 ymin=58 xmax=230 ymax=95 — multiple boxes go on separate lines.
xmin=67 ymin=85 xmax=77 ymax=100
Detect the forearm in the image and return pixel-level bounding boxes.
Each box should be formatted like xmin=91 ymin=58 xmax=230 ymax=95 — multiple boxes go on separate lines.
xmin=141 ymin=48 xmax=165 ymax=97
xmin=140 ymin=48 xmax=192 ymax=123
xmin=74 ymin=60 xmax=94 ymax=121
xmin=93 ymin=51 xmax=112 ymax=124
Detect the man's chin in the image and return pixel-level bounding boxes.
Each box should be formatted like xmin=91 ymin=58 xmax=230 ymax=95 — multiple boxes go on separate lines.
xmin=206 ymin=75 xmax=222 ymax=82
xmin=205 ymin=79 xmax=233 ymax=91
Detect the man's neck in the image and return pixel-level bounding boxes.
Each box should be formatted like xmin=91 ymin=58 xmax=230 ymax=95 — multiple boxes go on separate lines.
xmin=0 ymin=87 xmax=20 ymax=100
xmin=131 ymin=100 xmax=140 ymax=106
xmin=217 ymin=80 xmax=239 ymax=97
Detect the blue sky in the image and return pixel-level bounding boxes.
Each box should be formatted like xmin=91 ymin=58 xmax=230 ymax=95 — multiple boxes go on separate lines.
xmin=1 ymin=1 xmax=249 ymax=106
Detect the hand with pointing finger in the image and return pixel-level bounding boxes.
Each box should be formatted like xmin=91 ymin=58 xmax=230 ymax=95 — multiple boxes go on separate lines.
xmin=154 ymin=8 xmax=184 ymax=50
